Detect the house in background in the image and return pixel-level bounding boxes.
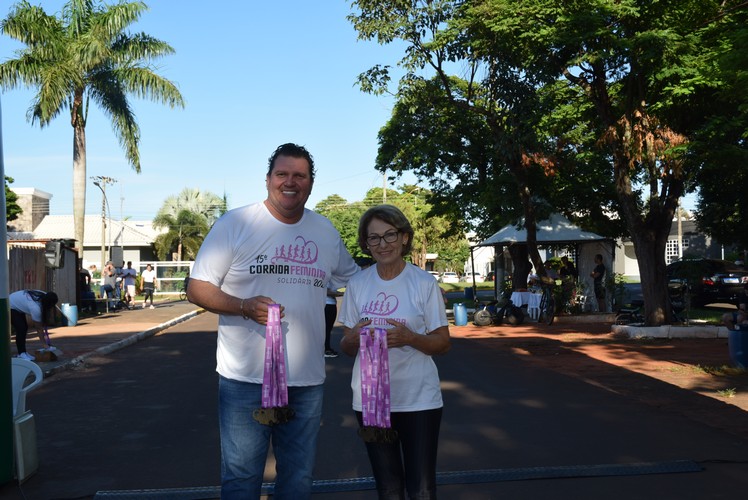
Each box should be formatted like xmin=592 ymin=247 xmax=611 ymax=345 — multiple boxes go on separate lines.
xmin=9 ymin=187 xmax=162 ymax=269
xmin=31 ymin=215 xmax=161 ymax=269
xmin=613 ymin=218 xmax=734 ymax=280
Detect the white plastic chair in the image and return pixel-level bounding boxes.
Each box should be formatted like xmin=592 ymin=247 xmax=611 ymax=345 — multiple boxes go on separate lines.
xmin=11 ymin=358 xmax=44 ymax=417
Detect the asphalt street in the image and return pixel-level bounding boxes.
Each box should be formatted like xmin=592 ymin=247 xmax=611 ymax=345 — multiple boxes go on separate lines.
xmin=3 ymin=310 xmax=748 ymax=499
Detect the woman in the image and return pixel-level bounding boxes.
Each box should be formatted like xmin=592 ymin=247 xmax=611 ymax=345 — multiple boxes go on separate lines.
xmin=10 ymin=290 xmax=59 ymax=361
xmin=140 ymin=264 xmax=158 ymax=309
xmin=339 ymin=204 xmax=451 ymax=499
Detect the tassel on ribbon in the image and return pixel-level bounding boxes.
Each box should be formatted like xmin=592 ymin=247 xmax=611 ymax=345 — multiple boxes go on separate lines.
xmin=358 ymin=327 xmax=397 ymax=443
xmin=253 ymin=304 xmax=295 ymax=426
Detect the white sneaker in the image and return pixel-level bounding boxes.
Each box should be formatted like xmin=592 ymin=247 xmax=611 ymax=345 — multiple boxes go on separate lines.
xmin=18 ymin=352 xmax=35 ymax=361
xmin=142 ymin=303 xmax=146 ymax=309
xmin=149 ymin=305 xmax=155 ymax=309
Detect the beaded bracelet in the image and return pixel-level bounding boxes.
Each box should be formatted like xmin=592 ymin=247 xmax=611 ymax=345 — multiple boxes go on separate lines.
xmin=240 ymin=298 xmax=250 ymax=320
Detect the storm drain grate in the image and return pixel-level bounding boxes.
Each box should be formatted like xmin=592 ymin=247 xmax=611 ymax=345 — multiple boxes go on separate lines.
xmin=94 ymin=460 xmax=702 ymax=498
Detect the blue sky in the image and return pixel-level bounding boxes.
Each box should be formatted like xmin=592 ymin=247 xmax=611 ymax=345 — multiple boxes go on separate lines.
xmin=0 ymin=1 xmax=412 ymax=221
xmin=0 ymin=0 xmax=699 ymax=224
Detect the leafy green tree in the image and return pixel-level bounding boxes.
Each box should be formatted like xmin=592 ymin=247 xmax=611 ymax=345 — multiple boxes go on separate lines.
xmin=350 ymin=0 xmax=622 ymax=292
xmin=316 ymin=188 xmax=470 ymax=271
xmin=0 ymin=0 xmax=185 ymax=256
xmin=152 ymin=209 xmax=209 ymax=261
xmin=314 ymin=194 xmax=368 ymax=259
xmin=156 ymin=188 xmax=227 ymax=228
xmin=5 ymin=175 xmax=22 ymax=224
xmin=690 ymin=6 xmax=748 ymax=251
xmin=457 ymin=0 xmax=740 ymax=324
xmin=350 ymin=0 xmax=736 ymax=324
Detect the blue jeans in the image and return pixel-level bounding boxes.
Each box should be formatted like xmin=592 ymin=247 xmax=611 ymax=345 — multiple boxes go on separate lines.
xmin=218 ymin=376 xmax=323 ymax=499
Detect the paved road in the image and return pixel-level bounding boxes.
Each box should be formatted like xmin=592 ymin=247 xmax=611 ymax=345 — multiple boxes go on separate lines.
xmin=3 ymin=311 xmax=748 ymax=499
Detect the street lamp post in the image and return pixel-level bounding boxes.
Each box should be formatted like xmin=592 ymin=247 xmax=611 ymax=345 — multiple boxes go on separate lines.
xmin=91 ymin=176 xmax=116 ymax=277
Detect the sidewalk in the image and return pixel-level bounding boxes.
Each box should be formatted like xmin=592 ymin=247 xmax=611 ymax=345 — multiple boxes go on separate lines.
xmin=24 ymin=299 xmax=203 ymax=377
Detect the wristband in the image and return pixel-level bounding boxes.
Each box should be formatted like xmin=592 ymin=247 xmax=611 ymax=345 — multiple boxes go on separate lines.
xmin=240 ymin=299 xmax=251 ymax=320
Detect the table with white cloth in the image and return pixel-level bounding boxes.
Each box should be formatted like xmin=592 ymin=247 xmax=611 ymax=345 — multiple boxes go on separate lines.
xmin=510 ymin=291 xmax=542 ymax=320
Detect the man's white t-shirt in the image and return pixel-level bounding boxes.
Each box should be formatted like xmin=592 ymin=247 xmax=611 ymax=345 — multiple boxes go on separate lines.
xmin=338 ymin=264 xmax=448 ymax=412
xmin=190 ymin=202 xmax=358 ymax=386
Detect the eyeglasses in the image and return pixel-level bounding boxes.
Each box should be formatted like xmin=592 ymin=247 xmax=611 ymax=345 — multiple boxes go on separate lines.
xmin=366 ymin=230 xmax=400 ymax=246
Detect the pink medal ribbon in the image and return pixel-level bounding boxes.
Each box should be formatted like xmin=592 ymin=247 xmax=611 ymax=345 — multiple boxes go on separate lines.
xmin=359 ymin=327 xmax=392 ymax=429
xmin=261 ymin=303 xmax=288 ymax=408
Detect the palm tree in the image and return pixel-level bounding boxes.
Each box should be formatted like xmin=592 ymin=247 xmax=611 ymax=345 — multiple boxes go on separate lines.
xmin=152 ymin=209 xmax=209 ymax=261
xmin=0 ymin=0 xmax=185 ymax=256
xmin=156 ymin=188 xmax=227 ymax=228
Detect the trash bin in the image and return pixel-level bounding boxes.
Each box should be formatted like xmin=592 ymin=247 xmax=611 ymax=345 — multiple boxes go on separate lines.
xmin=454 ymin=303 xmax=467 ymax=326
xmin=728 ymin=325 xmax=748 ymax=369
xmin=464 ymin=286 xmax=475 ymax=301
xmin=61 ymin=303 xmax=78 ymax=327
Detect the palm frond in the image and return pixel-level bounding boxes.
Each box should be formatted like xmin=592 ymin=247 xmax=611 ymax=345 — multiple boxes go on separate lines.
xmin=2 ymin=2 xmax=64 ymax=49
xmin=115 ymin=66 xmax=185 ymax=108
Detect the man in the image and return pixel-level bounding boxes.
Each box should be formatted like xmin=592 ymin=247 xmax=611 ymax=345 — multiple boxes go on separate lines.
xmin=120 ymin=261 xmax=138 ymax=309
xmin=590 ymin=254 xmax=606 ymax=312
xmin=100 ymin=261 xmax=117 ymax=309
xmin=187 ymin=143 xmax=358 ymax=499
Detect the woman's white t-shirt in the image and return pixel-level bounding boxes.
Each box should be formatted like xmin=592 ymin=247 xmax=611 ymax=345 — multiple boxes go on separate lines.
xmin=339 ymin=263 xmax=448 ymax=412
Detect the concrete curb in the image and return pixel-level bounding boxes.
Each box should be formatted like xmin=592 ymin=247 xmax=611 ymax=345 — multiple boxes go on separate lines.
xmin=46 ymin=308 xmax=206 ymax=377
xmin=612 ymin=323 xmax=730 ymax=339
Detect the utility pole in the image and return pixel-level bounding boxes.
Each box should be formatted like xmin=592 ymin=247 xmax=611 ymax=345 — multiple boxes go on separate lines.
xmin=91 ymin=176 xmax=116 ymax=275
xmin=1 ymin=97 xmax=14 ymax=484
xmin=383 ymin=170 xmax=387 ymax=203
xmin=677 ymin=200 xmax=683 ymax=260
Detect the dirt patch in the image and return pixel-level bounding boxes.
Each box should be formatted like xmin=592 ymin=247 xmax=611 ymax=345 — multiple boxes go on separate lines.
xmin=451 ymin=320 xmax=748 ymax=439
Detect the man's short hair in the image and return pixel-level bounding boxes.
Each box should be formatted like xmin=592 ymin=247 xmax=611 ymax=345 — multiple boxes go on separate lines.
xmin=267 ymin=143 xmax=315 ymax=181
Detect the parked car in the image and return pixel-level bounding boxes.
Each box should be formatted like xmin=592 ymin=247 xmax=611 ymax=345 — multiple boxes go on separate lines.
xmin=465 ymin=272 xmax=485 ymax=283
xmin=666 ymin=259 xmax=748 ymax=307
xmin=427 ymin=271 xmax=440 ymax=280
xmin=439 ymin=271 xmax=460 ymax=283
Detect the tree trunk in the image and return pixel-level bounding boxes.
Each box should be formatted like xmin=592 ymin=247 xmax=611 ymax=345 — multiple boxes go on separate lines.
xmin=632 ymin=232 xmax=671 ymax=324
xmin=508 ymin=244 xmax=532 ymax=291
xmin=72 ymin=121 xmax=87 ymax=259
xmin=613 ymin=147 xmax=677 ymax=325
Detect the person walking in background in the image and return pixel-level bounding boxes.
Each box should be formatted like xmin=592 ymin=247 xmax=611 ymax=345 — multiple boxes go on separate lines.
xmin=186 ymin=143 xmax=359 ymax=498
xmin=120 ymin=261 xmax=138 ymax=309
xmin=339 ymin=204 xmax=451 ymax=499
xmin=140 ymin=264 xmax=158 ymax=309
xmin=10 ymin=290 xmax=59 ymax=361
xmin=591 ymin=253 xmax=607 ymax=312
